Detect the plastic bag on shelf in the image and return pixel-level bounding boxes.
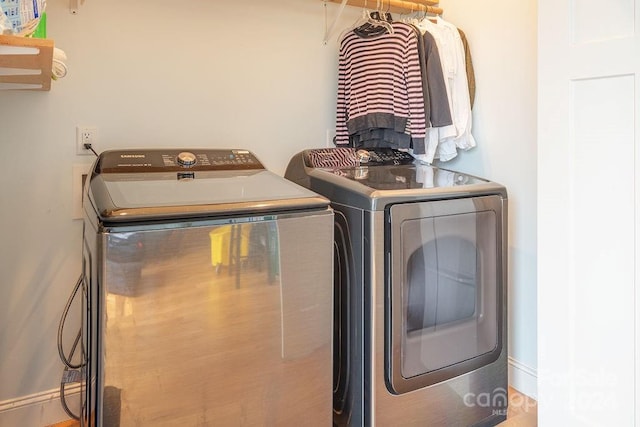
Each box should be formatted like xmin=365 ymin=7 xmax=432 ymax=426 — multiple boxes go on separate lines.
xmin=0 ymin=8 xmax=11 ymax=34
xmin=0 ymin=0 xmax=47 ymax=36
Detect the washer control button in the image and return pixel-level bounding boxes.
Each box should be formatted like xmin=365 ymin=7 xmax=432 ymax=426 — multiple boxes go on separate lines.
xmin=177 ymin=152 xmax=197 ymax=167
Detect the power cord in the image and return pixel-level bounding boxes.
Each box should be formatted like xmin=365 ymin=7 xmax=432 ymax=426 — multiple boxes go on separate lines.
xmin=83 ymin=143 xmax=99 ymax=157
xmin=57 ymin=273 xmax=84 ymax=421
xmin=57 ymin=274 xmax=83 ymax=369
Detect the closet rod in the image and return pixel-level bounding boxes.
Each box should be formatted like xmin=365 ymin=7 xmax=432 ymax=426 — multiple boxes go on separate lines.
xmin=323 ymin=0 xmax=443 ymax=43
xmin=326 ymin=0 xmax=443 ymax=15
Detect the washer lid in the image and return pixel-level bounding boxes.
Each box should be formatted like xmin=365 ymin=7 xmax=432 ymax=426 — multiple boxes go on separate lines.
xmin=88 ymin=168 xmax=329 ymax=223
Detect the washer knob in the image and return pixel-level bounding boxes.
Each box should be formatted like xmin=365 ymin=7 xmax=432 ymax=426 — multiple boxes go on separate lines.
xmin=177 ymin=152 xmax=197 ymax=167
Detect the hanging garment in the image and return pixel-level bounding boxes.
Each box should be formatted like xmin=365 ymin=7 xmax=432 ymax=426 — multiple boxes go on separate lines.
xmin=458 ymin=28 xmax=476 ymax=110
xmin=413 ymin=16 xmax=476 ymax=160
xmin=421 ymin=30 xmax=453 ymax=129
xmin=410 ymin=28 xmax=455 ymax=164
xmin=349 ymin=128 xmax=413 ymax=150
xmin=335 ymin=21 xmax=427 ymax=153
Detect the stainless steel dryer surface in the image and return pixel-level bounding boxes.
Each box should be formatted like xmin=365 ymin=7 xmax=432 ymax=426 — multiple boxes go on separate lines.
xmin=82 ymin=149 xmax=334 ymax=426
xmin=285 ymin=148 xmax=508 ymax=427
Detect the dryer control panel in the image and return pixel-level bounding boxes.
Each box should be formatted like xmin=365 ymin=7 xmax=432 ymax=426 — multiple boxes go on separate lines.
xmin=96 ymin=149 xmax=265 ymax=173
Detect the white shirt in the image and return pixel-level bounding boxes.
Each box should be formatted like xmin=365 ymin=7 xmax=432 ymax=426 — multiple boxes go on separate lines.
xmin=413 ymin=17 xmax=476 ymax=161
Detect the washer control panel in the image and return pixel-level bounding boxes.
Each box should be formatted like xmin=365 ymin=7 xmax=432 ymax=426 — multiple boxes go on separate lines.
xmin=97 ymin=149 xmax=265 ymax=173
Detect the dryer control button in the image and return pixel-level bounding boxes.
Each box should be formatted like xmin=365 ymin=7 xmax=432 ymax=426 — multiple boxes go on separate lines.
xmin=177 ymin=152 xmax=197 ymax=167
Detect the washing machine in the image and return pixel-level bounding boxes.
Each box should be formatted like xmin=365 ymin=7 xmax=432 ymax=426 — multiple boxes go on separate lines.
xmin=285 ymin=147 xmax=508 ymax=427
xmin=81 ymin=149 xmax=334 ymax=426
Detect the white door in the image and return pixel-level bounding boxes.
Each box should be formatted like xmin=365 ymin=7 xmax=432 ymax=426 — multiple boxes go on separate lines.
xmin=538 ymin=0 xmax=640 ymax=425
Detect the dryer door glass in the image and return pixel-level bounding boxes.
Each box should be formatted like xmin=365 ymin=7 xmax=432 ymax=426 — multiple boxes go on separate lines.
xmin=386 ymin=195 xmax=504 ymax=394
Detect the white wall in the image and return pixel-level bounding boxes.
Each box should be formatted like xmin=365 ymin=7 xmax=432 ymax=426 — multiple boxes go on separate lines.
xmin=440 ymin=0 xmax=538 ymax=397
xmin=0 ymin=0 xmax=538 ymax=424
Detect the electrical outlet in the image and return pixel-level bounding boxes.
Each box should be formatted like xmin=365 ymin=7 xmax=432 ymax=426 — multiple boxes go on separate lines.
xmin=76 ymin=126 xmax=98 ymax=155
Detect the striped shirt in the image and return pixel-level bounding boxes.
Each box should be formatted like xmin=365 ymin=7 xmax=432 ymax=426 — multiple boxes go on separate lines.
xmin=335 ymin=22 xmax=427 ymax=147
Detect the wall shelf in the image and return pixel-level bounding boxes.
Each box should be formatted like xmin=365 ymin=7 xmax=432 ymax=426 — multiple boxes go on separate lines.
xmin=0 ymin=34 xmax=54 ymax=91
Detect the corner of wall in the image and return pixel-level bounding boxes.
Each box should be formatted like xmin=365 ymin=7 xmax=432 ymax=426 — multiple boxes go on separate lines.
xmin=508 ymin=356 xmax=538 ymax=400
xmin=0 ymin=385 xmax=80 ymax=427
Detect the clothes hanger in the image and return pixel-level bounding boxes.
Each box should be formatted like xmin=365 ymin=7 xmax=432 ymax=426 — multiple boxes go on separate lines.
xmin=401 ymin=3 xmax=418 ymax=24
xmin=363 ymin=0 xmax=393 ymax=33
xmin=367 ymin=1 xmax=388 ymax=25
xmin=368 ymin=0 xmax=383 ymax=22
xmin=383 ymin=0 xmax=393 ymax=23
xmin=338 ymin=3 xmax=371 ymax=41
xmin=411 ymin=4 xmax=439 ymax=27
xmin=339 ymin=0 xmax=393 ymax=41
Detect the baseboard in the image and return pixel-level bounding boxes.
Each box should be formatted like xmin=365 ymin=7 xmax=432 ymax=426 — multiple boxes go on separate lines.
xmin=0 ymin=384 xmax=81 ymax=426
xmin=508 ymin=356 xmax=538 ymax=400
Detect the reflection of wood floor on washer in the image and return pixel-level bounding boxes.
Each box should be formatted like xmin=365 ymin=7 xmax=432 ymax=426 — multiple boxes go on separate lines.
xmin=49 ymin=230 xmax=535 ymax=427
xmin=60 ymin=228 xmax=331 ymax=426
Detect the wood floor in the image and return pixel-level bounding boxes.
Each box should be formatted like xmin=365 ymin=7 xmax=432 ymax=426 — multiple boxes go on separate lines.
xmin=49 ymin=387 xmax=536 ymax=427
xmin=499 ymin=387 xmax=538 ymax=426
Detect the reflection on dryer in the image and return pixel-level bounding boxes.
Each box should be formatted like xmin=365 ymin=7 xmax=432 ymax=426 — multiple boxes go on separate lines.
xmin=406 ymin=236 xmax=478 ymax=332
xmin=400 ymin=209 xmax=499 ymax=380
xmin=285 ymin=148 xmax=508 ymax=426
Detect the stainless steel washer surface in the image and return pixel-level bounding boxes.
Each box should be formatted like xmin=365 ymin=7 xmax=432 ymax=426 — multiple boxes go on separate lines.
xmin=82 ymin=149 xmax=334 ymax=426
xmin=286 ymin=147 xmax=508 ymax=427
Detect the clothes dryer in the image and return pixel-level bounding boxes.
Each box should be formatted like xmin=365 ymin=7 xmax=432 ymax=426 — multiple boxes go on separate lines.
xmin=285 ymin=148 xmax=508 ymax=427
xmin=82 ymin=149 xmax=334 ymax=426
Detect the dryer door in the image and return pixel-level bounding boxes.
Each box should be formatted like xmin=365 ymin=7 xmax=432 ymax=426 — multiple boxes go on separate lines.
xmin=333 ymin=210 xmax=352 ymax=416
xmin=385 ymin=195 xmax=505 ymax=394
